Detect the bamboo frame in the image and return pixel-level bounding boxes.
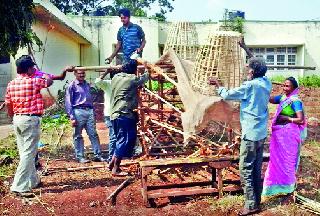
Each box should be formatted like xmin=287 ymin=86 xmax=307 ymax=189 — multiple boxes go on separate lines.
xmin=164 ymin=22 xmax=199 ymax=61
xmin=191 ymin=31 xmax=244 ymax=95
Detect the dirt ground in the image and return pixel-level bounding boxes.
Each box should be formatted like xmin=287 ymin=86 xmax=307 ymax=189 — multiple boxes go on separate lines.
xmin=1 ymin=124 xmax=320 ymax=216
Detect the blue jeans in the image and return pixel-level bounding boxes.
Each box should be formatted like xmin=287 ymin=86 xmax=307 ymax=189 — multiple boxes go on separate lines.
xmin=112 ymin=116 xmax=137 ymax=159
xmin=73 ymin=108 xmax=101 ymax=159
xmin=104 ymin=116 xmax=117 ymax=162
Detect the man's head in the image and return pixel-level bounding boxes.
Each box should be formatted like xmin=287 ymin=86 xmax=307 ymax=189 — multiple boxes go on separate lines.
xmin=74 ymin=69 xmax=86 ymax=82
xmin=119 ymin=8 xmax=130 ymax=25
xmin=247 ymin=57 xmax=267 ymax=80
xmin=16 ymin=55 xmax=36 ymax=75
xmin=122 ymin=59 xmax=137 ymax=74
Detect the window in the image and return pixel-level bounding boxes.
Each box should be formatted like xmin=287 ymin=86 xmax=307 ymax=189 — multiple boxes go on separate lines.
xmin=276 ymin=47 xmax=286 ymax=53
xmin=246 ymin=46 xmax=299 ymax=71
xmin=266 ymin=55 xmax=274 ymax=65
xmin=277 ymin=55 xmax=285 ymax=65
xmin=287 ymin=47 xmax=297 ymax=53
xmin=266 ymin=48 xmax=274 ymax=53
xmin=288 ymin=54 xmax=296 ymax=65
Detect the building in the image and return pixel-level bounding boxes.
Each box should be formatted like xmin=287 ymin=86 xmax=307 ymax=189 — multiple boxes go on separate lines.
xmin=1 ymin=0 xmax=320 ymax=104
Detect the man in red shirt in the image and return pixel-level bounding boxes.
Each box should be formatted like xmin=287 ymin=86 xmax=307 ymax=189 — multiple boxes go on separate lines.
xmin=5 ymin=55 xmax=53 ymax=198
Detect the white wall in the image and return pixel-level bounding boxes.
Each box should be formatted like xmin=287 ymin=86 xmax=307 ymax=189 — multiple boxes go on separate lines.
xmin=14 ymin=21 xmax=82 ymax=97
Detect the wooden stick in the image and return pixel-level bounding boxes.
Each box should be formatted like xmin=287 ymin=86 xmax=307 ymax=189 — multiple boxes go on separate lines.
xmin=268 ymin=65 xmax=316 ymax=70
xmin=107 ymin=177 xmax=135 ymax=205
xmin=74 ymin=65 xmax=121 ymax=71
xmin=144 ymin=88 xmax=182 ymax=114
xmin=136 ymin=58 xmax=178 ymax=87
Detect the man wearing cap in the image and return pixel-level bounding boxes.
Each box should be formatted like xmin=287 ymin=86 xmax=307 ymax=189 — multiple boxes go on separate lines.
xmin=106 ymin=8 xmax=146 ymax=64
xmin=65 ymin=69 xmax=106 ymax=163
xmin=5 ymin=55 xmax=53 ymax=197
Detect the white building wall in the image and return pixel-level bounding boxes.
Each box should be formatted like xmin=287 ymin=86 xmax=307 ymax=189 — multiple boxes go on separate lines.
xmin=14 ymin=21 xmax=82 ymax=98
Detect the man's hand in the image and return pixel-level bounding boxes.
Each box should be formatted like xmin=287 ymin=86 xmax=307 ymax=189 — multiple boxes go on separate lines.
xmin=208 ymin=77 xmax=221 ymax=87
xmin=238 ymin=37 xmax=246 ymax=49
xmin=64 ymin=66 xmax=75 ymax=72
xmin=105 ymin=57 xmax=113 ymax=64
xmin=71 ymin=119 xmax=77 ymax=127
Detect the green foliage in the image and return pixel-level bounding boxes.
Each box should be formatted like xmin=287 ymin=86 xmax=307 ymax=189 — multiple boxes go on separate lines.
xmin=41 ymin=113 xmax=70 ymax=130
xmin=270 ymin=75 xmax=320 ymax=88
xmin=50 ymin=0 xmax=174 ymax=18
xmin=230 ymin=17 xmax=245 ymax=33
xmin=146 ymin=80 xmax=174 ymax=91
xmin=0 ymin=0 xmax=42 ymax=56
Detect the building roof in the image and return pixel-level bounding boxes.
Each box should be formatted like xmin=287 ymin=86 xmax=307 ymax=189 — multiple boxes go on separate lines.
xmin=33 ymin=0 xmax=91 ymax=44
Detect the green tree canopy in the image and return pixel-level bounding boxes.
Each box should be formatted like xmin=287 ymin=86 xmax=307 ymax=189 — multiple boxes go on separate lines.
xmin=0 ymin=0 xmax=42 ymax=57
xmin=50 ymin=0 xmax=174 ymax=20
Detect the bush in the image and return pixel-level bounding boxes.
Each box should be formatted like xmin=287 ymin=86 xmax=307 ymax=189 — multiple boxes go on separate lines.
xmin=270 ymin=75 xmax=320 ymax=88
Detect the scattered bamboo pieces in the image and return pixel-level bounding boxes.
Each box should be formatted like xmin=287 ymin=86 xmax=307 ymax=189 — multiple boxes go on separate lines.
xmin=296 ymin=193 xmax=320 ymax=215
xmin=107 ymin=177 xmax=135 ymax=205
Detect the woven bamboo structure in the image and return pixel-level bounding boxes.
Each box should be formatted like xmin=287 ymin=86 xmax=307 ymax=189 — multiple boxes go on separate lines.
xmin=191 ymin=31 xmax=244 ymax=95
xmin=164 ymin=22 xmax=199 ymax=61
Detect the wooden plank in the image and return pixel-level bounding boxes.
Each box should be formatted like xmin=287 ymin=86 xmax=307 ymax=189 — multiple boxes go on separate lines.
xmin=139 ymin=156 xmax=236 ymax=167
xmin=148 ymin=187 xmax=218 ymax=199
xmin=147 ymin=181 xmax=212 ymax=190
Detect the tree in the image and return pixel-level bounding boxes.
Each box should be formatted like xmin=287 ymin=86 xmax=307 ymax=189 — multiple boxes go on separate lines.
xmin=0 ymin=0 xmax=42 ymax=57
xmin=50 ymin=0 xmax=174 ymax=19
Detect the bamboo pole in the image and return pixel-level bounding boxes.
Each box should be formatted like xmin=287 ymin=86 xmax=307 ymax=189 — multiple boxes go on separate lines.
xmin=74 ymin=65 xmax=122 ymax=71
xmin=144 ymin=88 xmax=182 ymax=114
xmin=268 ymin=65 xmax=316 ymax=70
xmin=135 ymin=58 xmax=178 ymax=87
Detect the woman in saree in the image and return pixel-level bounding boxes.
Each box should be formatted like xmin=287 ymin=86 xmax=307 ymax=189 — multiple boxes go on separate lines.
xmin=262 ymin=77 xmax=307 ymax=198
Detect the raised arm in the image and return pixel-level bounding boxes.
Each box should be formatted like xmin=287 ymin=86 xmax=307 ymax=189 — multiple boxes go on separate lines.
xmin=238 ymin=37 xmax=254 ymax=58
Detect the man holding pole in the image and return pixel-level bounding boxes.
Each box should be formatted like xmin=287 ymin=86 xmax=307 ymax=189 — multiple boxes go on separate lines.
xmin=106 ymin=8 xmax=146 ymax=64
xmin=209 ymin=57 xmax=272 ymax=216
xmin=5 ymin=55 xmax=53 ymax=198
xmin=108 ymin=60 xmax=149 ymax=176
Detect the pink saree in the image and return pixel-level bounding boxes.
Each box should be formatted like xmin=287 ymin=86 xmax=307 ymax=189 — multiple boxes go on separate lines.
xmin=262 ymin=88 xmax=307 ymax=196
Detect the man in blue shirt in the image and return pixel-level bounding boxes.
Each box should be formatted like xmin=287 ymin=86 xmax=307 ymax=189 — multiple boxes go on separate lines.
xmin=65 ymin=69 xmax=106 ymax=163
xmin=106 ymin=8 xmax=146 ymax=64
xmin=209 ymin=57 xmax=272 ymax=216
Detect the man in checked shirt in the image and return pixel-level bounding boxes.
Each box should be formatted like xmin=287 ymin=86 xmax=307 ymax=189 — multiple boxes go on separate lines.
xmin=5 ymin=55 xmax=54 ymax=198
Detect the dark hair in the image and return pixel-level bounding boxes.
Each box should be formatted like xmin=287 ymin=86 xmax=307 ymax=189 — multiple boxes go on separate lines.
xmin=16 ymin=55 xmax=35 ymax=74
xmin=119 ymin=8 xmax=130 ymax=17
xmin=248 ymin=57 xmax=267 ymax=78
xmin=122 ymin=59 xmax=137 ymax=74
xmin=286 ymin=76 xmax=299 ymax=89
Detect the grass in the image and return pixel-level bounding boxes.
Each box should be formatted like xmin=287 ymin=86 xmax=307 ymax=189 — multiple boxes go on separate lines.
xmin=206 ymin=194 xmax=244 ymax=213
xmin=271 ymin=75 xmax=320 ymax=88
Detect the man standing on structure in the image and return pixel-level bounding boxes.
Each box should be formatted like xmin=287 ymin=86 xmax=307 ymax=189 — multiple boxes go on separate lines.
xmin=65 ymin=68 xmax=106 ymax=163
xmin=5 ymin=55 xmax=53 ymax=198
xmin=106 ymin=8 xmax=146 ymax=64
xmin=108 ymin=60 xmax=149 ymax=176
xmin=209 ymin=58 xmax=272 ymax=216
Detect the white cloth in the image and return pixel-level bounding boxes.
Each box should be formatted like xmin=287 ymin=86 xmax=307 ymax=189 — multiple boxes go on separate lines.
xmin=95 ymin=78 xmax=112 ymax=116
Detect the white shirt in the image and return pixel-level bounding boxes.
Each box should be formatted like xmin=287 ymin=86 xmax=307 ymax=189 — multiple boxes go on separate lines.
xmin=95 ymin=77 xmax=112 ymax=116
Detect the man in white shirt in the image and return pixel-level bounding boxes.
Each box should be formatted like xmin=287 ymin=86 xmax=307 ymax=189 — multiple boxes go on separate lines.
xmin=95 ymin=71 xmax=116 ymax=163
